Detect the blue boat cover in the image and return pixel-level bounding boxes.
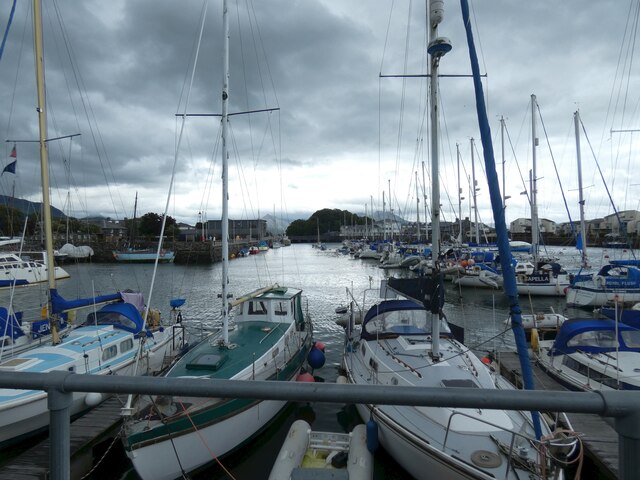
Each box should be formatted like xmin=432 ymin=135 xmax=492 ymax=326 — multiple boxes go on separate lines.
xmin=609 ymin=259 xmax=640 ymax=267
xmin=50 ymin=288 xmax=122 ymax=315
xmin=84 ymin=302 xmax=145 ymax=334
xmin=599 ymin=307 xmax=640 ymax=329
xmin=0 ymin=307 xmax=24 ymax=340
xmin=550 ymin=318 xmax=640 ymax=356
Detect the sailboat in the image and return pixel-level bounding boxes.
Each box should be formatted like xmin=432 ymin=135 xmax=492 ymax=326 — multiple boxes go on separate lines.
xmin=342 ymin=2 xmax=568 ymax=478
xmin=122 ymin=3 xmax=318 ymax=478
xmin=511 ymin=95 xmax=573 ymax=296
xmin=565 ymin=110 xmax=640 ymax=307
xmin=112 ymin=193 xmax=176 ymax=263
xmin=0 ymin=0 xmax=186 ymax=445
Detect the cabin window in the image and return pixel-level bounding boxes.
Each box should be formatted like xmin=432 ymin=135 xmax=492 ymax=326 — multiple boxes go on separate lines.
xmin=274 ymin=302 xmax=288 ymax=316
xmin=567 ymin=330 xmax=618 ymax=348
xmin=621 ymin=330 xmax=640 ymax=348
xmin=120 ymin=338 xmax=134 ymax=353
xmin=102 ymin=345 xmax=117 ymax=361
xmin=248 ymin=301 xmax=267 ymax=315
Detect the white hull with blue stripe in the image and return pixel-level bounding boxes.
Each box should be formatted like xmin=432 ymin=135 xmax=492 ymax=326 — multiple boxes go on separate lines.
xmin=0 ymin=306 xmax=185 ymax=445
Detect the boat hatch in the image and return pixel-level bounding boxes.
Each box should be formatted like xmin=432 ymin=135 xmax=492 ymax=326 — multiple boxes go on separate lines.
xmin=441 ymin=379 xmax=478 ymax=388
xmin=0 ymin=357 xmax=39 ymax=371
xmin=186 ymin=353 xmax=227 ymax=371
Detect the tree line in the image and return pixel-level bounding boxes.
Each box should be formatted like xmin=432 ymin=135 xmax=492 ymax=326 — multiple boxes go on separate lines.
xmin=286 ymin=208 xmax=370 ymax=236
xmin=0 ymin=205 xmax=179 ymax=239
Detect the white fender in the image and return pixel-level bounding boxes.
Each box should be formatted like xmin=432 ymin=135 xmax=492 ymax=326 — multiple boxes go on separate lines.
xmin=348 ymin=423 xmax=374 ymax=480
xmin=85 ymin=392 xmax=104 ymax=407
xmin=268 ymin=420 xmax=310 ymax=480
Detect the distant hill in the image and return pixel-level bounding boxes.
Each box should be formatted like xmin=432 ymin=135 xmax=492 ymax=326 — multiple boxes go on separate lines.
xmin=371 ymin=210 xmax=406 ymax=224
xmin=0 ymin=195 xmax=66 ymax=219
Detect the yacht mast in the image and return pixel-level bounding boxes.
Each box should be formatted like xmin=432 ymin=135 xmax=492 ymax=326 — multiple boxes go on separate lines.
xmin=221 ymin=0 xmax=230 ymax=344
xmin=574 ymin=111 xmax=588 ymax=268
xmin=471 ymin=137 xmax=479 ymax=243
xmin=33 ymin=0 xmax=54 ymax=289
xmin=415 ymin=171 xmax=421 ymax=242
xmin=530 ymin=94 xmax=539 ymax=265
xmin=456 ymin=143 xmax=462 ymax=243
xmin=426 ymin=0 xmax=451 ymax=359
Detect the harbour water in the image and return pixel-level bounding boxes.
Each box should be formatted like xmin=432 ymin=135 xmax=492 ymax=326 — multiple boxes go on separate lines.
xmin=1 ymin=243 xmax=632 ymax=479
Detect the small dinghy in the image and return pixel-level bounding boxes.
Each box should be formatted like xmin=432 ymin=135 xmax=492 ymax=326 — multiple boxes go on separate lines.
xmin=269 ymin=419 xmax=373 ymax=480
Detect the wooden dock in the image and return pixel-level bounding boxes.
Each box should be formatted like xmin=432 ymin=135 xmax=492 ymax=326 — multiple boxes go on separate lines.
xmin=497 ymin=351 xmax=619 ymax=479
xmin=0 ymin=395 xmax=125 ymax=480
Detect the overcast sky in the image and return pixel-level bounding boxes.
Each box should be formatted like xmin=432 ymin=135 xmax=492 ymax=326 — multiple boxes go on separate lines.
xmin=0 ymin=0 xmax=638 ymax=228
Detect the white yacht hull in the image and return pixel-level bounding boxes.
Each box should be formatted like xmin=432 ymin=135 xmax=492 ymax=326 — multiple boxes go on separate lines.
xmin=566 ymin=284 xmax=640 ymax=307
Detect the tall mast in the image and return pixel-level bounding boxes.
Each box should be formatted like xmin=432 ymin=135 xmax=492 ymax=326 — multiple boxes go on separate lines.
xmin=422 ymin=160 xmax=428 ymax=243
xmin=388 ymin=179 xmax=392 ymax=241
xmin=370 ymin=195 xmax=374 ymax=239
xmin=456 ymin=143 xmax=462 ymax=243
xmin=530 ymin=94 xmax=539 ymax=264
xmin=221 ymin=0 xmax=230 ymax=344
xmin=471 ymin=137 xmax=479 ymax=243
xmin=415 ymin=171 xmax=421 ymax=242
xmin=500 ymin=116 xmax=507 ymax=211
xmin=382 ymin=191 xmax=386 ymax=241
xmin=574 ymin=111 xmax=588 ymax=268
xmin=33 ymin=0 xmax=55 ymax=292
xmin=426 ymin=0 xmax=451 ymax=359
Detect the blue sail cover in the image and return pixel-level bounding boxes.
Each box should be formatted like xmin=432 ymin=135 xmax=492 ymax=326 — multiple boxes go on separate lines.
xmin=0 ymin=307 xmax=24 ymax=340
xmin=50 ymin=288 xmax=122 ymax=315
xmin=460 ymin=0 xmax=542 ymax=438
xmin=84 ymin=302 xmax=145 ymax=334
xmin=550 ymin=319 xmax=640 ymax=356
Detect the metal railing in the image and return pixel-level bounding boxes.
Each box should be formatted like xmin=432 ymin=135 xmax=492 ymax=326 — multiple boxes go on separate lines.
xmin=0 ymin=371 xmax=639 ymax=479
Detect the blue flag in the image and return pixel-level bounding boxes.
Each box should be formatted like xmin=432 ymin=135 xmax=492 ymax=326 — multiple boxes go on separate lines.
xmin=576 ymin=232 xmax=583 ymax=251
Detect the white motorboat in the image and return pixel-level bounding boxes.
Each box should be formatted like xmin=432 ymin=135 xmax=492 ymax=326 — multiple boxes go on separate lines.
xmin=0 ymin=252 xmax=69 ymax=289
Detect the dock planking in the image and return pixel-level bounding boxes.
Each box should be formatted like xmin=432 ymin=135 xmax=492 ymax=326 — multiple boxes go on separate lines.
xmin=497 ymin=351 xmax=618 ymax=480
xmin=0 ymin=395 xmax=125 ymax=479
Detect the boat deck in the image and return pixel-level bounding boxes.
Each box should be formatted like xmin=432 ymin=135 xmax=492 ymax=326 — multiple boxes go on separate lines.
xmin=0 ymin=395 xmax=124 ymax=479
xmin=168 ymin=321 xmax=290 ymax=379
xmin=497 ymin=351 xmax=618 ymax=479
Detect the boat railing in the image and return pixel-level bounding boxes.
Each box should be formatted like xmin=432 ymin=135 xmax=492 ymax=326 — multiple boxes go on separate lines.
xmin=442 ymin=409 xmax=578 ymax=477
xmin=1 ymin=371 xmax=639 ymax=480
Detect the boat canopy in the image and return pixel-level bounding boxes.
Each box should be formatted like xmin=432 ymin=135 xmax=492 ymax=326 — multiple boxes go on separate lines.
xmin=597 ymin=264 xmax=640 ymax=278
xmin=549 ymin=319 xmax=640 ymax=356
xmin=84 ymin=303 xmax=145 ymax=334
xmin=361 ymin=300 xmax=451 ymax=340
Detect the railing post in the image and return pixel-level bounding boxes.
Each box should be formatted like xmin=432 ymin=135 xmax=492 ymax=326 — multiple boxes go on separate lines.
xmin=615 ymin=411 xmax=640 ymax=480
xmin=47 ymin=386 xmax=72 ymax=480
